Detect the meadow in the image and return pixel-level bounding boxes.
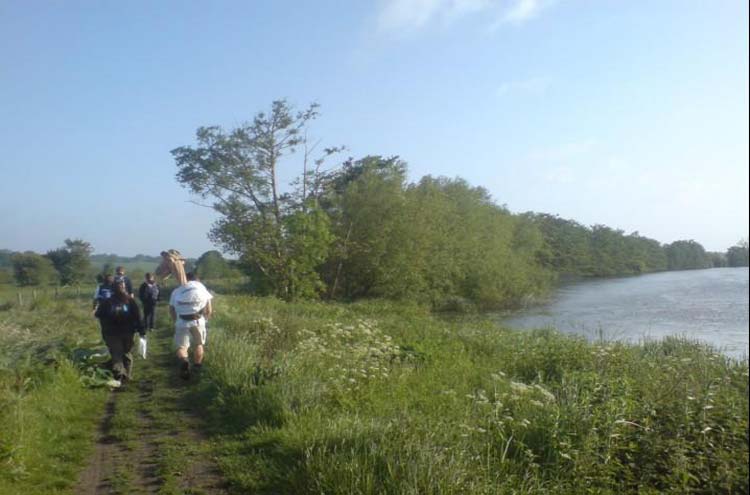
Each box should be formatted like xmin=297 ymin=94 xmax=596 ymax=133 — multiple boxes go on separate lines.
xmin=0 ymin=283 xmax=747 ymax=494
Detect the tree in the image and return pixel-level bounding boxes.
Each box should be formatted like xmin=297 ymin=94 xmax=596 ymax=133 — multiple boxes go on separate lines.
xmin=195 ymin=250 xmax=232 ymax=280
xmin=664 ymin=240 xmax=710 ymax=270
xmin=319 ymin=156 xmax=409 ymax=299
xmin=46 ymin=239 xmax=93 ymax=285
xmin=171 ymin=100 xmax=340 ymax=300
xmin=11 ymin=252 xmax=58 ymax=286
xmin=726 ymin=240 xmax=749 ymax=267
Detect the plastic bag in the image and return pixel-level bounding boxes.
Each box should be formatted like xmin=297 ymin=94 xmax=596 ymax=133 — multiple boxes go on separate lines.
xmin=137 ymin=336 xmax=147 ymax=359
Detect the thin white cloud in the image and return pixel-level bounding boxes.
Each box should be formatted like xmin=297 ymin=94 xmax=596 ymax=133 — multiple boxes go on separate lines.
xmin=376 ymin=0 xmax=555 ymax=32
xmin=503 ymin=0 xmax=542 ymax=24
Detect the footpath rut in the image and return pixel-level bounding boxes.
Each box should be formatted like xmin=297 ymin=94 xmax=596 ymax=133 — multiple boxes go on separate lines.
xmin=75 ymin=312 xmax=229 ymax=495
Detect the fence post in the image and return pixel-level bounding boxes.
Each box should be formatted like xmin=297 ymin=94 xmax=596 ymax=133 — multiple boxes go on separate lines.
xmin=17 ymin=292 xmax=23 ymax=306
xmin=32 ymin=289 xmax=37 ymax=301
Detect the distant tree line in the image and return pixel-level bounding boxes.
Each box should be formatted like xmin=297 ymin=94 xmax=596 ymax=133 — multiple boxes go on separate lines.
xmin=0 ymin=243 xmax=239 ymax=288
xmin=2 ymin=101 xmax=747 ymax=308
xmin=167 ymin=99 xmax=750 ymax=309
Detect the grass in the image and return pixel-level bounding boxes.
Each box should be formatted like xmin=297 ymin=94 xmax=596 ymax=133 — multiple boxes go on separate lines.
xmin=194 ymin=295 xmax=749 ymax=494
xmin=0 ymin=284 xmax=747 ymax=494
xmin=0 ymin=292 xmax=109 ymax=494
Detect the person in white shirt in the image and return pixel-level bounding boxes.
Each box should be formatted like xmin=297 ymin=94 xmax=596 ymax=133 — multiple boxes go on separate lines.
xmin=169 ymin=271 xmax=213 ymax=379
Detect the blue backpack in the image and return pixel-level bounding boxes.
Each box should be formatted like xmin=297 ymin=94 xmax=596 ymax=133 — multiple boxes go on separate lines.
xmin=97 ymin=284 xmax=113 ymax=301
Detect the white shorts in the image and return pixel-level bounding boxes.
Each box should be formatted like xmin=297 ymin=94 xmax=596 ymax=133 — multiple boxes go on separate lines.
xmin=174 ymin=317 xmax=207 ymax=349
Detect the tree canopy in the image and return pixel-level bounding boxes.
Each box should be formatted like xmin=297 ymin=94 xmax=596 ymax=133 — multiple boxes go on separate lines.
xmin=46 ymin=239 xmax=93 ymax=285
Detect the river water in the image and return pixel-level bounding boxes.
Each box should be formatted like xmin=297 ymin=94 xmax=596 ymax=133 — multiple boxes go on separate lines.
xmin=501 ymin=267 xmax=749 ymax=360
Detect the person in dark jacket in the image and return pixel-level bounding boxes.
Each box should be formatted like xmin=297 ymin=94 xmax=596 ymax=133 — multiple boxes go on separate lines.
xmin=95 ymin=280 xmax=145 ymax=382
xmin=114 ymin=266 xmax=134 ymax=298
xmin=92 ymin=273 xmax=115 ymax=313
xmin=138 ymin=272 xmax=160 ymax=331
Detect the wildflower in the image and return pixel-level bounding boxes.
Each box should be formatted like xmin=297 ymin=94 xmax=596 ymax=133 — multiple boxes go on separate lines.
xmin=533 ymin=384 xmax=556 ymax=402
xmin=511 ymin=381 xmax=530 ymax=393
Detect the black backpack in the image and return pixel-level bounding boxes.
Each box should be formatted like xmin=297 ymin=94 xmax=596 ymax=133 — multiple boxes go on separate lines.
xmin=142 ymin=283 xmax=159 ymax=302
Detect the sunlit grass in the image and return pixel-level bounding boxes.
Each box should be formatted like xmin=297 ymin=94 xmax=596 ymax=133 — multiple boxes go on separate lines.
xmin=199 ymin=295 xmax=749 ymax=494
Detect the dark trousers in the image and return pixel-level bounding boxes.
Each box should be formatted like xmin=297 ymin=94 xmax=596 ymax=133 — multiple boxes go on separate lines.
xmin=143 ymin=302 xmax=156 ymax=330
xmin=104 ymin=333 xmax=135 ymax=380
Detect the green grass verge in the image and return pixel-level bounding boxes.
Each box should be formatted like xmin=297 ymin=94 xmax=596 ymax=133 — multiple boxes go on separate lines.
xmin=0 ymin=295 xmax=109 ymax=494
xmin=194 ymin=296 xmax=748 ymax=494
xmin=0 ymin=288 xmax=747 ymax=494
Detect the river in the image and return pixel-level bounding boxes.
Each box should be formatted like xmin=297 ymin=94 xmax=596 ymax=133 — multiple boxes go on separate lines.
xmin=501 ymin=267 xmax=749 ymax=360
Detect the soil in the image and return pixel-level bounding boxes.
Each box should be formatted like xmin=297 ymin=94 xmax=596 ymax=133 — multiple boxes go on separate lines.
xmin=74 ymin=327 xmax=229 ymax=495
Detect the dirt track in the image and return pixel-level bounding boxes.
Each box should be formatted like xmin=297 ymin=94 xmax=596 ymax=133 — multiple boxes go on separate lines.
xmin=75 ymin=321 xmax=228 ymax=495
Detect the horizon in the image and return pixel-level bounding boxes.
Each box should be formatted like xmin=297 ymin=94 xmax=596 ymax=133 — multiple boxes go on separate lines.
xmin=1 ymin=1 xmax=747 ymax=257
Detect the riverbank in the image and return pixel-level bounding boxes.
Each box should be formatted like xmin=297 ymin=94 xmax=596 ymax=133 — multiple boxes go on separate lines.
xmin=0 ymin=292 xmax=748 ymax=493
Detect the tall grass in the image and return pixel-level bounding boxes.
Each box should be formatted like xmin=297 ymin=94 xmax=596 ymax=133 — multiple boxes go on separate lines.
xmin=0 ymin=293 xmax=108 ymax=494
xmin=199 ymin=296 xmax=749 ymax=494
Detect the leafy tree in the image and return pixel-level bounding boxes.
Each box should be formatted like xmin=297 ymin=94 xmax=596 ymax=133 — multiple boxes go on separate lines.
xmin=524 ymin=213 xmax=594 ymax=275
xmin=321 ymin=166 xmax=551 ymax=309
xmin=11 ymin=252 xmax=58 ymax=286
xmin=45 ymin=239 xmax=93 ymax=285
xmin=320 ymin=156 xmax=409 ymax=299
xmin=707 ymin=252 xmax=728 ymax=268
xmin=171 ymin=100 xmax=340 ymax=300
xmin=195 ymin=250 xmax=233 ymax=280
xmin=664 ymin=240 xmax=710 ymax=270
xmin=726 ymin=240 xmax=749 ymax=267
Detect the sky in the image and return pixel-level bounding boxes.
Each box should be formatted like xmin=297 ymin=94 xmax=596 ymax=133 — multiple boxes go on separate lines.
xmin=0 ymin=0 xmax=747 ymax=258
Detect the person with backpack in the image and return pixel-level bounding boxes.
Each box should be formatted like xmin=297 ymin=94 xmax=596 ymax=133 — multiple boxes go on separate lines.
xmin=92 ymin=273 xmax=115 ymax=314
xmin=138 ymin=272 xmax=160 ymax=331
xmin=114 ymin=266 xmax=134 ymax=298
xmin=95 ymin=279 xmax=145 ymax=383
xmin=169 ymin=270 xmax=213 ymax=380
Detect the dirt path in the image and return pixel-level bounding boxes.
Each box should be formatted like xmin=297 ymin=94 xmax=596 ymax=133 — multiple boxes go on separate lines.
xmin=75 ymin=314 xmax=229 ymax=495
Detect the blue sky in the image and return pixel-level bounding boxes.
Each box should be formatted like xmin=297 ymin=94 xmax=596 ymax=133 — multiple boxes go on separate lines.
xmin=1 ymin=0 xmax=747 ymax=257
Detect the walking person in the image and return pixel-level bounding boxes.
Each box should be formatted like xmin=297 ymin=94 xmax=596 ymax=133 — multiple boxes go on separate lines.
xmin=92 ymin=273 xmax=115 ymax=314
xmin=95 ymin=279 xmax=145 ymax=384
xmin=138 ymin=272 xmax=160 ymax=331
xmin=156 ymin=249 xmax=215 ymax=379
xmin=169 ymin=270 xmax=213 ymax=380
xmin=114 ymin=266 xmax=134 ymax=298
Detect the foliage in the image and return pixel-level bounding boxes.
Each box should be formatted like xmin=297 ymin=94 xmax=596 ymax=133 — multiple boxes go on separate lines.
xmin=172 ymin=99 xmax=340 ymax=300
xmin=45 ymin=239 xmax=93 ymax=285
xmin=665 ymin=240 xmax=711 ymax=270
xmin=198 ymin=296 xmax=749 ymax=494
xmin=726 ymin=240 xmax=749 ymax=267
xmin=0 ymin=292 xmax=108 ymax=493
xmin=11 ymin=252 xmax=58 ymax=286
xmin=317 ymin=157 xmax=551 ymax=309
xmin=525 ymin=213 xmax=711 ymax=276
xmin=194 ymin=250 xmax=233 ymax=280
xmin=707 ymin=252 xmax=728 ymax=268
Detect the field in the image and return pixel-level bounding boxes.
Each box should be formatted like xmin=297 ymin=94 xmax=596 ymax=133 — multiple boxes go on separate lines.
xmin=0 ymin=283 xmax=748 ymax=494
